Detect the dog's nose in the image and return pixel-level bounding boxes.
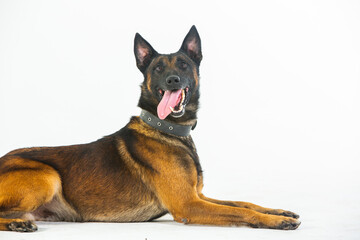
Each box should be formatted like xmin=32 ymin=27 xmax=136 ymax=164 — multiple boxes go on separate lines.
xmin=166 ymin=75 xmax=181 ymax=87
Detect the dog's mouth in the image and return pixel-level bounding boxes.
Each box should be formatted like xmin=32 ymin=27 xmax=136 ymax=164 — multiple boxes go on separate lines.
xmin=157 ymin=87 xmax=189 ymax=120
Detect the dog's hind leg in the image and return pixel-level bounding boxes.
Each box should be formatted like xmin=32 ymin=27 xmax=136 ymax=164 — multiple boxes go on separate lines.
xmin=0 ymin=157 xmax=61 ymax=232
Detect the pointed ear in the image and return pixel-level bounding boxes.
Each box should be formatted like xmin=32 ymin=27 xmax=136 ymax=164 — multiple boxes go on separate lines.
xmin=134 ymin=33 xmax=158 ymax=73
xmin=180 ymin=25 xmax=202 ymax=65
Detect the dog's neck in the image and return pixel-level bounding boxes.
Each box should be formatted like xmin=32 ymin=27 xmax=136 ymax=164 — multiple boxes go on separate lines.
xmin=139 ymin=110 xmax=196 ymax=137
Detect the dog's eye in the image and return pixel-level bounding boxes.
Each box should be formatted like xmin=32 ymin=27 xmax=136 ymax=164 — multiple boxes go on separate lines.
xmin=180 ymin=61 xmax=188 ymax=69
xmin=155 ymin=65 xmax=163 ymax=72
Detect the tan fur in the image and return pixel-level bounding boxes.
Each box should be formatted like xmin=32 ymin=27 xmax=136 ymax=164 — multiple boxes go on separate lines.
xmin=146 ymin=71 xmax=152 ymax=92
xmin=0 ymin=158 xmax=80 ymax=230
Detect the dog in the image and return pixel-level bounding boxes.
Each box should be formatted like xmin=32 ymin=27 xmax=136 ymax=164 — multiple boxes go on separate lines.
xmin=0 ymin=26 xmax=300 ymax=232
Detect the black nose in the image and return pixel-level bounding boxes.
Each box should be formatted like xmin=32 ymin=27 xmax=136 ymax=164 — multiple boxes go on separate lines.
xmin=166 ymin=75 xmax=181 ymax=87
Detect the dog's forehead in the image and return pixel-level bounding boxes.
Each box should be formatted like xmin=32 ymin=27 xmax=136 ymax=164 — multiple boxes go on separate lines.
xmin=151 ymin=52 xmax=194 ymax=68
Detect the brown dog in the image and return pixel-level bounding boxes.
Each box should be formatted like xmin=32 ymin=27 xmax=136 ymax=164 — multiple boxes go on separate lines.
xmin=0 ymin=26 xmax=300 ymax=232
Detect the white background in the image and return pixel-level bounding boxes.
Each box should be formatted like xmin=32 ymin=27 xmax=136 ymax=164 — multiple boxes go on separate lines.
xmin=1 ymin=0 xmax=360 ymax=239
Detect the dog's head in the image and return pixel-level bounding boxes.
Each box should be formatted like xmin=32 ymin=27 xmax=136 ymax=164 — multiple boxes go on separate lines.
xmin=134 ymin=26 xmax=202 ymax=125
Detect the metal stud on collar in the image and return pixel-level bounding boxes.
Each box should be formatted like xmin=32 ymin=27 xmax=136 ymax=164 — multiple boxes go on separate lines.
xmin=169 ymin=126 xmax=173 ymax=130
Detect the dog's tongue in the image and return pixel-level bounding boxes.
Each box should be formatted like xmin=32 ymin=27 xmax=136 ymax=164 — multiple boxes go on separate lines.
xmin=157 ymin=89 xmax=182 ymax=120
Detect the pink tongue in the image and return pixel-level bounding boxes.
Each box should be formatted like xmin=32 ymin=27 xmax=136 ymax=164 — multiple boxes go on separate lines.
xmin=157 ymin=89 xmax=182 ymax=120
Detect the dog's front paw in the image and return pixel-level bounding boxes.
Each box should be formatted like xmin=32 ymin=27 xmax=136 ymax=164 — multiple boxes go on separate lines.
xmin=250 ymin=214 xmax=301 ymax=230
xmin=279 ymin=210 xmax=299 ymax=219
xmin=267 ymin=209 xmax=300 ymax=219
xmin=8 ymin=220 xmax=38 ymax=232
xmin=260 ymin=215 xmax=301 ymax=230
xmin=275 ymin=217 xmax=301 ymax=230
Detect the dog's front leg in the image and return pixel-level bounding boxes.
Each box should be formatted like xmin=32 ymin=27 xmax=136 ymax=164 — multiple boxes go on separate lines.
xmin=198 ymin=194 xmax=299 ymax=219
xmin=172 ymin=199 xmax=300 ymax=229
xmin=151 ymin=167 xmax=300 ymax=229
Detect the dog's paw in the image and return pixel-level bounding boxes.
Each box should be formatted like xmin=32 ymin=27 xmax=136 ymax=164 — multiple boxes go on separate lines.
xmin=250 ymin=215 xmax=301 ymax=230
xmin=279 ymin=210 xmax=300 ymax=219
xmin=267 ymin=209 xmax=300 ymax=219
xmin=275 ymin=217 xmax=301 ymax=230
xmin=8 ymin=220 xmax=38 ymax=232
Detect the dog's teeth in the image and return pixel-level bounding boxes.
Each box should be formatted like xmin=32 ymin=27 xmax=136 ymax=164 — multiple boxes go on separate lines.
xmin=177 ymin=105 xmax=184 ymax=113
xmin=170 ymin=105 xmax=183 ymax=113
xmin=181 ymin=90 xmax=185 ymax=105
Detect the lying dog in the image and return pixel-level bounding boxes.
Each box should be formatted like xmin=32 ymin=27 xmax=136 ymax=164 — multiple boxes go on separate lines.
xmin=0 ymin=26 xmax=300 ymax=232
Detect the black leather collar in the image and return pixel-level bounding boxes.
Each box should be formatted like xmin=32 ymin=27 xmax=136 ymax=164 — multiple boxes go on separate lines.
xmin=139 ymin=110 xmax=193 ymax=137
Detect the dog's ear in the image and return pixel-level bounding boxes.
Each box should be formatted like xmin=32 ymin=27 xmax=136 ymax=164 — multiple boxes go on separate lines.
xmin=134 ymin=33 xmax=158 ymax=73
xmin=180 ymin=25 xmax=202 ymax=65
